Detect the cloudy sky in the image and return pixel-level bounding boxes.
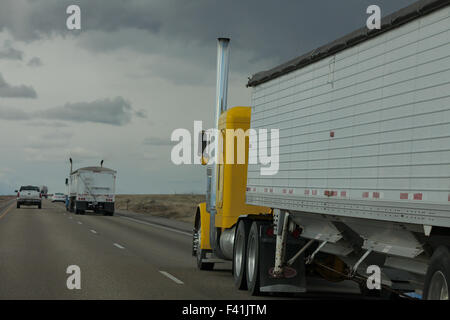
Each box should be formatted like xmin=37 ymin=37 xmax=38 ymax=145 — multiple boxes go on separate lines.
xmin=0 ymin=0 xmax=416 ymax=194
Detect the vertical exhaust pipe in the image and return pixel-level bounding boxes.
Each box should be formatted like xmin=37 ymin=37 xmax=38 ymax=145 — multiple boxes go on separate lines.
xmin=215 ymin=38 xmax=230 ymax=122
xmin=208 ymin=38 xmax=230 ymax=258
xmin=69 ymin=158 xmax=73 ymax=173
xmin=209 ymin=38 xmax=231 ymax=213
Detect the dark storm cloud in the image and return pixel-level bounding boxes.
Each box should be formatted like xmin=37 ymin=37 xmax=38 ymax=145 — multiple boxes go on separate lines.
xmin=0 ymin=0 xmax=417 ymax=77
xmin=27 ymin=120 xmax=68 ymax=128
xmin=0 ymin=73 xmax=37 ymax=98
xmin=0 ymin=97 xmax=144 ymax=125
xmin=0 ymin=46 xmax=23 ymax=60
xmin=41 ymin=96 xmax=137 ymax=125
xmin=143 ymin=137 xmax=173 ymax=146
xmin=27 ymin=57 xmax=43 ymax=67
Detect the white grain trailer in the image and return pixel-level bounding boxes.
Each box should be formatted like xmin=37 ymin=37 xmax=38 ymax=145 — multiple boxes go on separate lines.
xmin=246 ymin=0 xmax=450 ymax=299
xmin=67 ymin=166 xmax=116 ymax=216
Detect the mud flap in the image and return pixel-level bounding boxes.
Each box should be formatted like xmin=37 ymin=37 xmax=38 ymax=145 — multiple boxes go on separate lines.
xmin=258 ymin=223 xmax=307 ymax=293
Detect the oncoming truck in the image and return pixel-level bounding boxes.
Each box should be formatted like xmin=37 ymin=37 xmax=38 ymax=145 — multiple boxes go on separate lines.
xmin=193 ymin=0 xmax=450 ymax=300
xmin=66 ymin=160 xmax=116 ymax=216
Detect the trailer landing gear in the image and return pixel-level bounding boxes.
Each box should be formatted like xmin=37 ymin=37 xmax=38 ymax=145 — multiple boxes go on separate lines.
xmin=235 ymin=216 xmax=306 ymax=296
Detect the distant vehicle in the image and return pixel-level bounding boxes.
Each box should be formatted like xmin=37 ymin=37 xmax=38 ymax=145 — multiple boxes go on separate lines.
xmin=40 ymin=185 xmax=48 ymax=199
xmin=66 ymin=161 xmax=116 ymax=216
xmin=16 ymin=186 xmax=42 ymax=209
xmin=51 ymin=193 xmax=65 ymax=203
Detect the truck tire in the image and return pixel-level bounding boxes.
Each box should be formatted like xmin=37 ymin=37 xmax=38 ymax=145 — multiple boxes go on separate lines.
xmin=233 ymin=219 xmax=251 ymax=290
xmin=38 ymin=203 xmax=41 ymax=209
xmin=246 ymin=221 xmax=262 ymax=295
xmin=17 ymin=203 xmax=20 ymax=209
xmin=74 ymin=202 xmax=80 ymax=215
xmin=69 ymin=198 xmax=75 ymax=213
xmin=195 ymin=225 xmax=214 ymax=270
xmin=423 ymin=246 xmax=450 ymax=300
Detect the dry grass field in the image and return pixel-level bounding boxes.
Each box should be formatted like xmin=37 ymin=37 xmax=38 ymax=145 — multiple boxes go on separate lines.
xmin=0 ymin=196 xmax=14 ymax=208
xmin=115 ymin=194 xmax=204 ymax=224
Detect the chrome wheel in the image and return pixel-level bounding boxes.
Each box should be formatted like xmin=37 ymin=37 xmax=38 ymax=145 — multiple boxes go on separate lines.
xmin=195 ymin=224 xmax=214 ymax=271
xmin=247 ymin=232 xmax=257 ymax=282
xmin=234 ymin=232 xmax=244 ymax=278
xmin=427 ymin=270 xmax=449 ymax=300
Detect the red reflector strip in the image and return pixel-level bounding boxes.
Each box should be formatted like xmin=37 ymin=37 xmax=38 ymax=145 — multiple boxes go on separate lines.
xmin=400 ymin=193 xmax=408 ymax=200
xmin=341 ymin=191 xmax=347 ymax=197
xmin=448 ymin=194 xmax=450 ymax=202
xmin=373 ymin=192 xmax=380 ymax=199
xmin=304 ymin=190 xmax=310 ymax=195
xmin=264 ymin=188 xmax=267 ymax=192
xmin=414 ymin=193 xmax=423 ymax=200
xmin=332 ymin=191 xmax=338 ymax=197
xmin=289 ymin=189 xmax=293 ymax=194
xmin=270 ymin=188 xmax=273 ymax=193
xmin=362 ymin=192 xmax=369 ymax=198
xmin=312 ymin=190 xmax=317 ymax=195
xmin=283 ymin=189 xmax=286 ymax=194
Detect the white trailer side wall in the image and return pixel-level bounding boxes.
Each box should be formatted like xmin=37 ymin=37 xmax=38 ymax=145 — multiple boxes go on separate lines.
xmin=247 ymin=6 xmax=450 ymax=227
xmin=70 ymin=170 xmax=116 ymax=202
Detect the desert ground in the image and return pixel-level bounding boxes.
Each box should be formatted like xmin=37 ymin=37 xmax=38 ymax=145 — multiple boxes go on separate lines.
xmin=0 ymin=196 xmax=13 ymax=205
xmin=0 ymin=194 xmax=202 ymax=224
xmin=115 ymin=194 xmax=204 ymax=224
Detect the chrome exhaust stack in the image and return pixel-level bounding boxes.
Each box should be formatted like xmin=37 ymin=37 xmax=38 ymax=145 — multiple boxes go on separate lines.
xmin=208 ymin=38 xmax=230 ymax=257
xmin=208 ymin=38 xmax=230 ymax=214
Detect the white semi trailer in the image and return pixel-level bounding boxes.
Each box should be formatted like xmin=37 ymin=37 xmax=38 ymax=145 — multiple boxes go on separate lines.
xmin=242 ymin=0 xmax=450 ymax=299
xmin=66 ymin=161 xmax=116 ymax=216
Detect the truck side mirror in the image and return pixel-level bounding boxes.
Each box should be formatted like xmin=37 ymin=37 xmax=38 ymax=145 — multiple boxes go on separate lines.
xmin=198 ymin=130 xmax=209 ymax=165
xmin=14 ymin=190 xmax=18 ymax=193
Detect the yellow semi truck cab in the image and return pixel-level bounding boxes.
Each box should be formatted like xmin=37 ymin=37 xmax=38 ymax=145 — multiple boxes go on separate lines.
xmin=194 ymin=106 xmax=270 ymax=257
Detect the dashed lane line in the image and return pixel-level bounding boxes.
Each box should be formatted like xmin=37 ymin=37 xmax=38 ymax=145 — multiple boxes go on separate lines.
xmin=113 ymin=243 xmax=125 ymax=249
xmin=159 ymin=271 xmax=184 ymax=285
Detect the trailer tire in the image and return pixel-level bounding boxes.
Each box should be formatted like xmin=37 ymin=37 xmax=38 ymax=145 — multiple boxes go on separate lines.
xmin=246 ymin=221 xmax=262 ymax=295
xmin=423 ymin=246 xmax=450 ymax=300
xmin=38 ymin=203 xmax=41 ymax=209
xmin=233 ymin=219 xmax=251 ymax=290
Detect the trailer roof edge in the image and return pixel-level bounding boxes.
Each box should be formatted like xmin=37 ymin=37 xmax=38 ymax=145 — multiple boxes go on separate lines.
xmin=247 ymin=0 xmax=450 ymax=87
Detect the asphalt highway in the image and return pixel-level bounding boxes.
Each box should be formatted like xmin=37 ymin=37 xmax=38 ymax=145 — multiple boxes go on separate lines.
xmin=0 ymin=199 xmax=362 ymax=299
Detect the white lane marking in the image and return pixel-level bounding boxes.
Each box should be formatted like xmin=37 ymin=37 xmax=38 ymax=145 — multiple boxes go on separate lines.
xmin=77 ymin=221 xmax=82 ymax=225
xmin=159 ymin=271 xmax=184 ymax=285
xmin=113 ymin=243 xmax=125 ymax=249
xmin=119 ymin=216 xmax=191 ymax=237
xmin=90 ymin=229 xmax=97 ymax=234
